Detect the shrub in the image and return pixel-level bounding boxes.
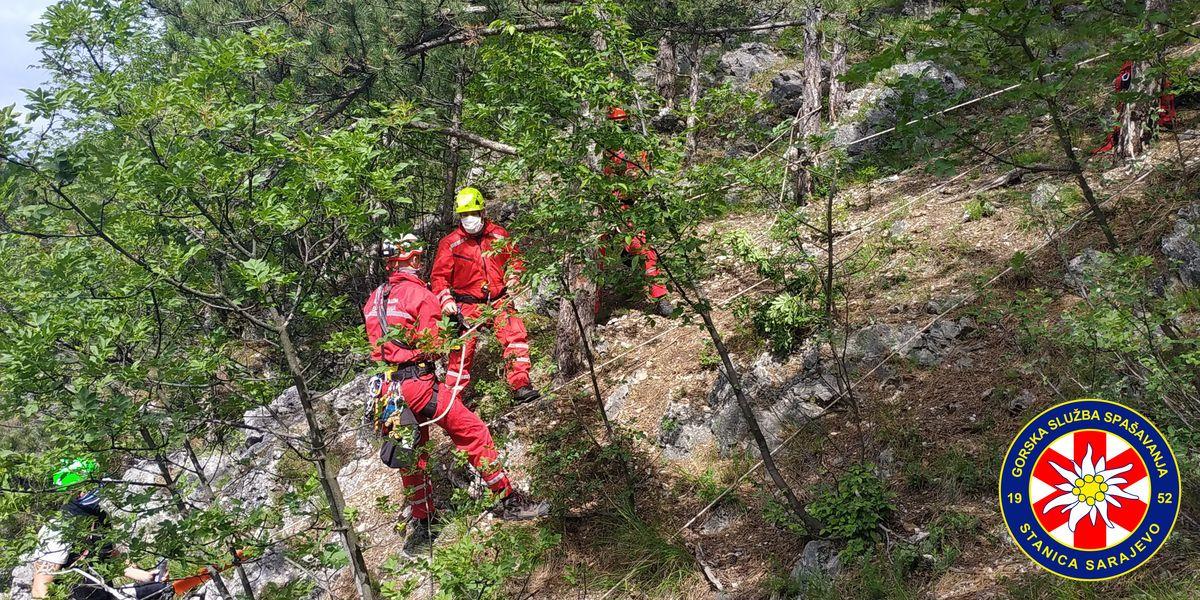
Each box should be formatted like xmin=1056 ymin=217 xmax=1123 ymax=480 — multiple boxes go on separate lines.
xmin=527 ymin=416 xmax=648 ymax=511
xmin=963 ymin=197 xmax=997 ymax=221
xmin=809 ymin=464 xmax=896 ymax=558
xmin=382 ymin=521 xmax=559 ymax=600
xmin=725 ymin=231 xmax=824 ymax=355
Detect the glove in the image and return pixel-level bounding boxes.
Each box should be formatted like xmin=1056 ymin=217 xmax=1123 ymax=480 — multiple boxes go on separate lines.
xmin=442 ymin=300 xmax=459 ymax=315
xmin=451 ymin=311 xmax=466 ymax=336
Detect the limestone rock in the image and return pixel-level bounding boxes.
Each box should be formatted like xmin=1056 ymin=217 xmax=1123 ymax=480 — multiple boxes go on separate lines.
xmin=719 ymin=42 xmax=784 ymax=85
xmin=1162 ymin=203 xmax=1200 ymax=288
xmin=831 ymin=61 xmax=965 ymax=156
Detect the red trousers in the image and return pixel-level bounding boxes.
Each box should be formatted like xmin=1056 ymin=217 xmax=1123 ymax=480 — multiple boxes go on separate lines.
xmin=597 ymin=230 xmax=669 ymax=315
xmin=382 ymin=374 xmax=511 ymax=520
xmin=625 ymin=231 xmax=669 ymax=300
xmin=446 ymin=300 xmax=532 ymax=394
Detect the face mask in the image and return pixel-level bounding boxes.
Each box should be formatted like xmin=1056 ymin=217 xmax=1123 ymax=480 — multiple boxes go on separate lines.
xmin=461 ymin=215 xmax=484 ymax=234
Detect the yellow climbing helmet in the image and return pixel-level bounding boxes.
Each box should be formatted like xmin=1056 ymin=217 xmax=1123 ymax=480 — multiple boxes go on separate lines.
xmin=454 ymin=187 xmax=485 ymax=213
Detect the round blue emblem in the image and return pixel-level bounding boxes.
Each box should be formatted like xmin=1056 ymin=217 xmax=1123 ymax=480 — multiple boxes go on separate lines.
xmin=999 ymin=398 xmax=1180 ymax=580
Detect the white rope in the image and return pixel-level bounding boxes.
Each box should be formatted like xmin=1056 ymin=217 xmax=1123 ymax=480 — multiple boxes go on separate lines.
xmin=417 ymin=317 xmax=486 ymax=427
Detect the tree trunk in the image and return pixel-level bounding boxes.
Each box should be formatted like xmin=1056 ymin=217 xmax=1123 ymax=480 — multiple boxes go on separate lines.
xmin=673 ymin=279 xmax=820 ymax=535
xmin=656 ymin=36 xmax=679 ymax=110
xmin=554 ymin=258 xmax=597 ymax=384
xmin=553 ymin=9 xmax=609 ymax=383
xmin=138 ymin=425 xmax=188 ymax=513
xmin=1117 ymin=0 xmax=1168 ymax=161
xmin=800 ymin=6 xmax=824 ymax=135
xmin=273 ymin=313 xmax=376 ymax=600
xmin=1045 ymin=96 xmax=1120 ymax=249
xmin=654 ymin=233 xmax=819 ymax=534
xmin=793 ymin=5 xmax=825 ymax=203
xmin=1019 ymin=36 xmax=1121 ymax=250
xmin=684 ymin=37 xmax=702 ymax=165
xmin=562 ymin=288 xmax=614 ymax=438
xmin=828 ymin=32 xmax=847 ymax=122
xmin=438 ymin=60 xmax=466 ymax=231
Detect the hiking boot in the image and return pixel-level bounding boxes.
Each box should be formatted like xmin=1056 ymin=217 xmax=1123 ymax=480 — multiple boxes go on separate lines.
xmin=402 ymin=518 xmax=437 ymax=556
xmin=492 ymin=491 xmax=550 ymax=521
xmin=654 ymin=298 xmax=676 ymax=317
xmin=512 ymin=386 xmax=541 ymax=405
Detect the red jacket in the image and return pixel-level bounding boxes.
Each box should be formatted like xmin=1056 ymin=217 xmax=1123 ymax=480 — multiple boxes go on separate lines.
xmin=363 ymin=269 xmax=444 ymax=364
xmin=431 ymin=220 xmax=524 ymax=307
xmin=603 ymin=148 xmax=651 ymax=179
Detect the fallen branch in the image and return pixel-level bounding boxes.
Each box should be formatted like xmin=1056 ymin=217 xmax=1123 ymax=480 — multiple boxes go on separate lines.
xmin=657 ymin=20 xmax=804 ymax=35
xmin=407 ymin=120 xmax=519 ymax=156
xmin=401 ymin=20 xmax=563 ymax=58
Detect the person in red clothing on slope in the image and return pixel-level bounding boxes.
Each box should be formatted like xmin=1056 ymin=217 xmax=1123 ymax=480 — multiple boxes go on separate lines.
xmin=601 ymin=106 xmax=674 ymax=318
xmin=363 ymin=233 xmax=548 ymax=555
xmin=430 ymin=187 xmax=541 ymax=405
xmin=1092 ymin=60 xmax=1177 ymax=155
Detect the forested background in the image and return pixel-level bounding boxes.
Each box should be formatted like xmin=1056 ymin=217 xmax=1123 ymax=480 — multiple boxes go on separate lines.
xmin=2 ymin=0 xmax=1200 ymax=598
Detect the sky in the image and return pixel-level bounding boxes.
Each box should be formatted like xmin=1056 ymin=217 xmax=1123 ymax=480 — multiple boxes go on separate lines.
xmin=0 ymin=1 xmax=57 ymax=114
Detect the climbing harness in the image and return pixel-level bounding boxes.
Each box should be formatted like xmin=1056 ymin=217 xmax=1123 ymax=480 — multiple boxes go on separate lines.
xmin=366 ymin=315 xmax=485 ymax=469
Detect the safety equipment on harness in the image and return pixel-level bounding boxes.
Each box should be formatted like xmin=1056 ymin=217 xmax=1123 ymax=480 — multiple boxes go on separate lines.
xmin=452 ymin=290 xmax=503 ymax=305
xmin=455 ymin=187 xmax=486 ymax=213
xmin=461 ymin=214 xmax=484 ymax=234
xmin=53 ymin=457 xmax=98 ymax=491
xmin=366 ymin=362 xmax=448 ymax=469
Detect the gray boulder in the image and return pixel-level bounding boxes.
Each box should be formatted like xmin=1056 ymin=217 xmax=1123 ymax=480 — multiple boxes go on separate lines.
xmin=1031 ymin=182 xmax=1064 ymax=211
xmin=1064 ymin=249 xmax=1106 ymax=295
xmin=230 ymin=546 xmax=330 ymax=600
xmin=658 ymin=400 xmax=715 ymax=460
xmin=844 ymin=317 xmax=974 ymax=368
xmin=1009 ymin=388 xmax=1037 ymax=415
xmin=9 ymin=563 xmax=32 ymax=600
xmin=767 ymin=63 xmax=833 ymax=115
xmin=719 ymin=42 xmax=784 ymax=85
xmin=708 ymin=348 xmax=834 ymax=457
xmin=328 ymin=375 xmax=373 ymax=419
xmin=604 ymin=370 xmax=647 ymax=419
xmin=791 ymin=539 xmax=841 ymax=581
xmin=699 ymin=502 xmax=743 ymax=535
xmin=244 ymin=386 xmax=306 ymax=433
xmin=768 ymin=69 xmax=805 ymax=114
xmin=832 ymin=61 xmax=966 ymax=156
xmin=1162 ymin=203 xmax=1200 ymax=288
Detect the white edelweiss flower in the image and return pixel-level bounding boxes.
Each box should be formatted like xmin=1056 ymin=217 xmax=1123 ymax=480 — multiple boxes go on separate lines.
xmin=1041 ymin=444 xmax=1139 ymax=531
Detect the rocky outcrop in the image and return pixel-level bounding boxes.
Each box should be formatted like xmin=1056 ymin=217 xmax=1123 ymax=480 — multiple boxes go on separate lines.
xmin=767 ymin=69 xmax=805 ymax=114
xmin=605 ymin=369 xmax=648 ymax=419
xmin=1162 ymin=203 xmax=1200 ymax=288
xmin=831 ymin=61 xmax=965 ymax=156
xmin=719 ymin=42 xmax=785 ymax=86
xmin=844 ymin=317 xmax=976 ymax=368
xmin=708 ymin=347 xmax=835 ymax=457
xmin=657 ymin=399 xmax=715 ymax=460
xmin=7 ymin=376 xmax=383 ymax=600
